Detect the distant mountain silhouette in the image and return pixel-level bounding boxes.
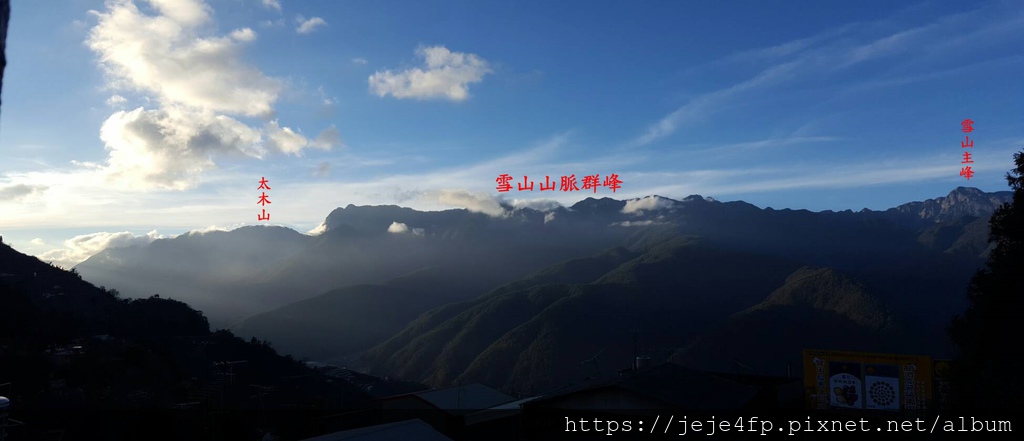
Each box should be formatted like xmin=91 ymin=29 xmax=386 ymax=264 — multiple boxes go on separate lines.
xmin=66 ymin=187 xmax=1011 ymax=395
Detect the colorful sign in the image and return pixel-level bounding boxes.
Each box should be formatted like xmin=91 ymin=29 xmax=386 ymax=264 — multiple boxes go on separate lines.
xmin=803 ymin=349 xmax=932 ymax=412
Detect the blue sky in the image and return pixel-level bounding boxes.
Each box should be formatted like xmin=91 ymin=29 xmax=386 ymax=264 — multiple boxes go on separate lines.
xmin=0 ymin=0 xmax=1022 ymax=267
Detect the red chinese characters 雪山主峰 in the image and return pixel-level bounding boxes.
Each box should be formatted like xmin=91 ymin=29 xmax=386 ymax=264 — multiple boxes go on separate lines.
xmin=959 ymin=119 xmax=976 ymax=181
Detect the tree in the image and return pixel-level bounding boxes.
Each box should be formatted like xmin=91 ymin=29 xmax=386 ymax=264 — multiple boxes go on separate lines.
xmin=949 ymin=150 xmax=1024 ymax=410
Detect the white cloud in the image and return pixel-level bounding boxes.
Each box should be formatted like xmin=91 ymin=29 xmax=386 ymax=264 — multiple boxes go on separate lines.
xmin=387 ymin=221 xmax=425 ymax=236
xmin=264 ymin=121 xmax=338 ymax=154
xmin=82 ymin=0 xmax=330 ymax=190
xmin=262 ymin=0 xmax=281 ymax=11
xmin=264 ymin=120 xmax=310 ymax=155
xmin=544 ymin=212 xmax=557 ymax=223
xmin=98 ymin=106 xmax=264 ymax=190
xmin=147 ymin=0 xmax=210 ymax=27
xmin=260 ymin=18 xmax=284 ymax=28
xmin=106 ymin=94 xmax=128 ymax=107
xmin=185 ymin=224 xmax=235 ymax=235
xmin=307 ymin=222 xmax=328 ymax=236
xmin=622 ymin=195 xmax=676 ymax=214
xmin=30 ymin=238 xmax=47 ymax=246
xmin=87 ymin=0 xmax=282 ymax=117
xmin=41 ymin=230 xmax=165 ymax=269
xmin=296 ymin=16 xmax=327 ymax=34
xmin=230 ymin=27 xmax=257 ymax=42
xmin=432 ymin=189 xmax=507 ymax=217
xmin=369 ymin=45 xmax=492 ymax=101
xmin=0 ymin=184 xmax=48 ymax=201
xmin=352 ymin=57 xmax=368 ymax=65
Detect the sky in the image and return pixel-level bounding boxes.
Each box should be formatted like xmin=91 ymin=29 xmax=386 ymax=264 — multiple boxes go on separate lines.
xmin=0 ymin=0 xmax=1022 ymax=268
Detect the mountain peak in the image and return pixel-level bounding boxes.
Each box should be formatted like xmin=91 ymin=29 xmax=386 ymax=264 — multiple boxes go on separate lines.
xmin=888 ymin=187 xmax=1012 ymax=223
xmin=570 ymin=197 xmax=626 ymax=212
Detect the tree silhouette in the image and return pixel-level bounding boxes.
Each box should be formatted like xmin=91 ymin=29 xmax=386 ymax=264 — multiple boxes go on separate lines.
xmin=949 ymin=150 xmax=1024 ymax=410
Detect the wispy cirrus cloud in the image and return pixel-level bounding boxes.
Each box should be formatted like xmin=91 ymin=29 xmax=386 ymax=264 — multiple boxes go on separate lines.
xmin=632 ymin=4 xmax=1024 ymax=147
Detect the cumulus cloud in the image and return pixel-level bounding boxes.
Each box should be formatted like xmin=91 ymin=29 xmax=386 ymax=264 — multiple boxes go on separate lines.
xmin=87 ymin=0 xmax=282 ymax=117
xmin=262 ymin=0 xmax=281 ymax=11
xmin=433 ymin=189 xmax=507 ymax=217
xmin=0 ymin=184 xmax=48 ymax=201
xmin=98 ymin=106 xmax=264 ymax=190
xmin=83 ymin=0 xmax=330 ymax=190
xmin=369 ymin=45 xmax=492 ymax=101
xmin=296 ymin=16 xmax=327 ymax=34
xmin=387 ymin=221 xmax=425 ymax=236
xmin=30 ymin=238 xmax=47 ymax=246
xmin=41 ymin=230 xmax=164 ymax=269
xmin=621 ymin=195 xmax=676 ymax=214
xmin=352 ymin=57 xmax=368 ymax=65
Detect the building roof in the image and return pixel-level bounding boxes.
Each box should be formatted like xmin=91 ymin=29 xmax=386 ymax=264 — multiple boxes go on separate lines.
xmin=300 ymin=419 xmax=453 ymax=441
xmin=526 ymin=363 xmax=760 ymax=410
xmin=380 ymin=383 xmax=516 ymax=415
xmin=463 ymin=396 xmax=541 ymax=426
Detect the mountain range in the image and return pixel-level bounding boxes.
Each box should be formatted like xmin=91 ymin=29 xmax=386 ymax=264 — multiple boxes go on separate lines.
xmin=70 ymin=186 xmax=1011 ymax=394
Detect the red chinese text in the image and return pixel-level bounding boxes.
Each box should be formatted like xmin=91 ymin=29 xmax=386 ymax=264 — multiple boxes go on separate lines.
xmin=258 ymin=177 xmax=271 ymax=221
xmin=495 ymin=173 xmax=622 ymax=194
